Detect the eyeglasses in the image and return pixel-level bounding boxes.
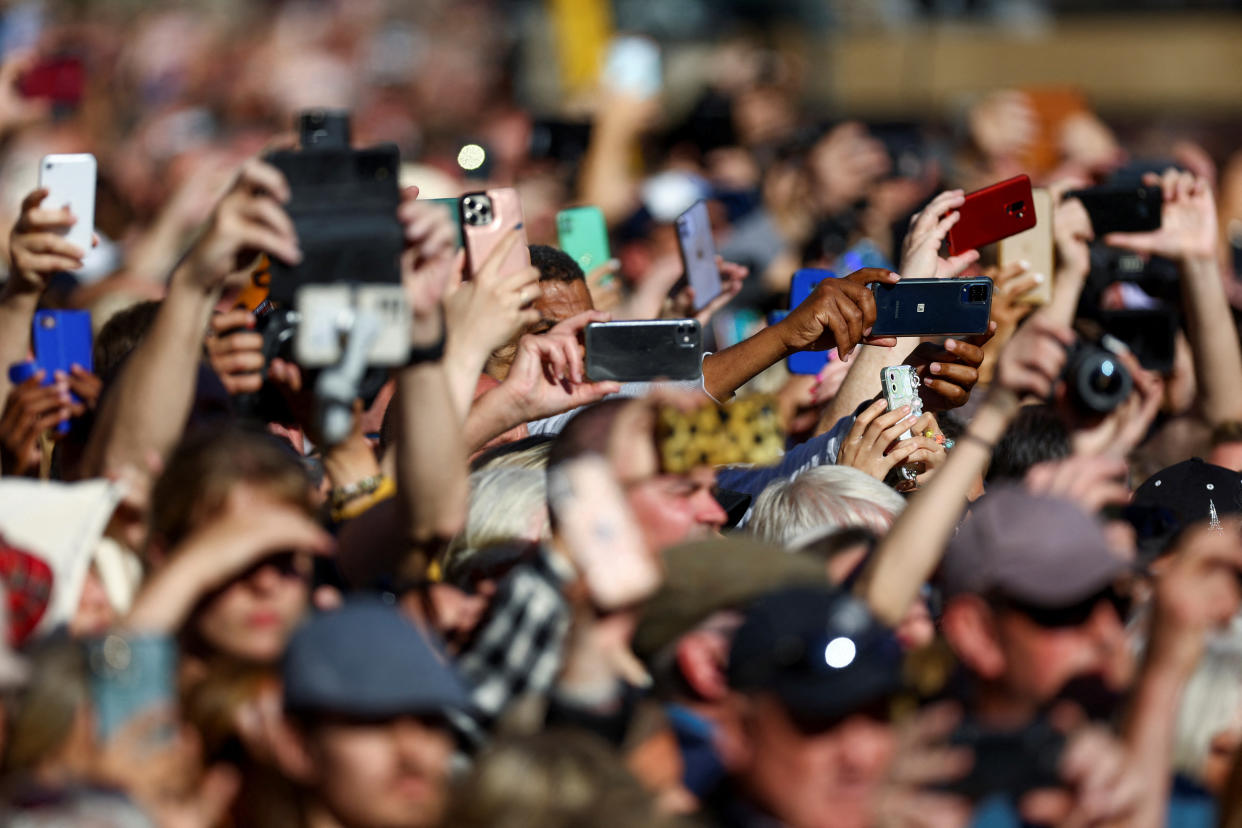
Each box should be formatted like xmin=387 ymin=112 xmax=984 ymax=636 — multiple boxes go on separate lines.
xmin=991 ymin=585 xmax=1130 ymax=629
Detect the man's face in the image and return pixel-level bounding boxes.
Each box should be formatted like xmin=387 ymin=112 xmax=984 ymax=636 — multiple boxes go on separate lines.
xmin=733 ymin=694 xmax=895 ymax=828
xmin=626 ymin=466 xmax=728 ymax=551
xmin=308 ymin=715 xmax=454 ymax=828
xmin=991 ymin=594 xmax=1128 ymax=707
xmin=529 ymin=279 xmax=593 ymax=335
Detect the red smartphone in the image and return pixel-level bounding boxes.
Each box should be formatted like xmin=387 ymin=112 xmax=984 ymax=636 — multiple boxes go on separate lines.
xmin=18 ymin=56 xmax=84 ymax=106
xmin=461 ymin=188 xmax=530 ymax=279
xmin=947 ymin=174 xmax=1036 ymax=256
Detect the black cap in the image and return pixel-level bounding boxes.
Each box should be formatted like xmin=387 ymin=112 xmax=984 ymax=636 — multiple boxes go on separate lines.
xmin=1127 ymin=459 xmax=1242 ymax=563
xmin=727 ymin=585 xmax=903 ymax=725
xmin=283 ymin=599 xmax=471 ymax=719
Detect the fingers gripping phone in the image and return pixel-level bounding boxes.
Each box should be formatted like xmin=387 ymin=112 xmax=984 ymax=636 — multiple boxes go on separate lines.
xmin=557 ymin=206 xmax=611 ymax=274
xmin=8 ymin=309 xmax=93 ymax=435
xmin=947 ymin=174 xmax=1037 ymax=256
xmin=584 ymin=319 xmax=703 ymax=382
xmin=1065 ymin=185 xmax=1163 ymax=236
xmin=881 ymin=365 xmax=922 ymax=488
xmin=999 ymin=188 xmax=1053 ymax=306
xmin=461 ymin=188 xmax=530 ymax=279
xmin=675 ymin=200 xmax=723 ymax=311
xmin=869 ymin=278 xmax=993 ymax=337
xmin=39 ymin=153 xmax=96 ymax=256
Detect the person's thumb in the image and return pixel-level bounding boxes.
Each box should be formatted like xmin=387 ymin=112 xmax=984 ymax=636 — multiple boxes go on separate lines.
xmin=194 ymin=764 xmax=241 ymax=826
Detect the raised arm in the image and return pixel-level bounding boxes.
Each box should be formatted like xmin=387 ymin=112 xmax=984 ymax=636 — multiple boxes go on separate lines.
xmin=1106 ymin=170 xmax=1242 ymax=425
xmin=856 ymin=313 xmax=1074 ymax=626
xmin=81 ymin=159 xmax=301 ymax=479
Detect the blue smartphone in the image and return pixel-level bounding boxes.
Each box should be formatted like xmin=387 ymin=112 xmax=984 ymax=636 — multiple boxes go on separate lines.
xmin=86 ymin=634 xmax=178 ymax=743
xmin=869 ymin=278 xmax=993 ymax=337
xmin=791 ymin=268 xmax=835 ymax=309
xmin=11 ymin=310 xmax=94 ymax=434
xmin=837 ymin=238 xmax=893 ymax=273
xmin=769 ymin=310 xmax=832 ymax=376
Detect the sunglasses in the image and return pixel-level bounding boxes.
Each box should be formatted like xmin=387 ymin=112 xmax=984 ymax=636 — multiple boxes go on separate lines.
xmin=992 ymin=585 xmax=1130 ymax=629
xmin=239 ymin=551 xmax=309 ymax=582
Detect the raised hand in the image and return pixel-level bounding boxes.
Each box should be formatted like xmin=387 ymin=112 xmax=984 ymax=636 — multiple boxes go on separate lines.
xmin=0 ymin=369 xmax=73 ymax=474
xmin=837 ymin=399 xmax=938 ymax=481
xmin=1069 ymin=350 xmax=1163 ymax=459
xmin=985 ymin=262 xmax=1042 ymax=332
xmin=445 ymin=229 xmax=541 ymax=359
xmin=498 ymin=310 xmax=621 ymax=422
xmin=808 ymin=122 xmax=890 ymax=216
xmin=900 ymin=190 xmax=981 ymax=280
xmin=1024 ymin=455 xmax=1131 ymax=515
xmin=994 ymin=313 xmax=1075 ymax=400
xmin=669 ymin=256 xmax=747 ymax=324
xmin=1051 ymin=183 xmax=1094 ymax=280
xmin=905 ymin=324 xmax=995 ymax=412
xmin=1105 ymin=170 xmax=1217 ymax=263
xmin=9 ymin=188 xmax=86 ymax=293
xmin=179 ymin=159 xmax=301 ymax=294
xmin=778 ymin=268 xmax=900 ymax=359
xmin=398 ymin=187 xmax=459 ymax=337
xmin=205 ymin=309 xmax=265 ymax=395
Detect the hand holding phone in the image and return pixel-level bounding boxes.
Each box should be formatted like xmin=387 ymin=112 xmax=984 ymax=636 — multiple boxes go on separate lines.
xmin=584 ymin=319 xmax=703 ymax=382
xmin=1065 ymin=185 xmax=1162 ymax=236
xmin=462 ymin=188 xmax=530 ymax=279
xmin=947 ymin=175 xmax=1037 ymax=256
xmin=869 ymin=278 xmax=993 ymax=337
xmin=675 ymin=200 xmax=723 ymax=311
xmin=38 ymin=153 xmax=96 ymax=258
xmin=998 ymin=188 xmax=1054 ymax=305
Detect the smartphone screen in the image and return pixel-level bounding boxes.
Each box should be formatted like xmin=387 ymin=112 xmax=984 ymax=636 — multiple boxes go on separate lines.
xmin=869 ymin=278 xmax=992 ymax=337
xmin=675 ymin=200 xmax=723 ymax=311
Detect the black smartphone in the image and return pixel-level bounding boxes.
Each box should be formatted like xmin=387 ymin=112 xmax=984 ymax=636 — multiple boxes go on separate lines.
xmin=1099 ymin=308 xmax=1178 ymax=374
xmin=939 ymin=718 xmax=1066 ymax=801
xmin=584 ymin=320 xmax=703 ymax=383
xmin=868 ymin=278 xmax=992 ymax=337
xmin=1066 ymin=185 xmax=1162 ymax=236
xmin=264 ymin=110 xmax=403 ymax=304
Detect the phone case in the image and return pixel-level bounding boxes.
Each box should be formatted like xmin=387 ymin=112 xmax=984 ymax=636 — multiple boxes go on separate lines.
xmin=947 ymin=174 xmax=1036 ymax=256
xmin=425 ymin=197 xmax=464 ymax=249
xmin=461 ymin=188 xmax=530 ymax=279
xmin=1066 ymin=185 xmax=1162 ymax=236
xmin=791 ymin=268 xmax=835 ymax=308
xmin=584 ymin=319 xmax=702 ymax=383
xmin=880 ymin=365 xmax=922 ymax=486
xmin=869 ymin=278 xmax=993 ymax=337
xmin=20 ymin=56 xmax=85 ymax=105
xmin=39 ymin=153 xmax=96 ymax=254
xmin=557 ymin=206 xmax=611 ymax=274
xmin=675 ymin=200 xmax=723 ymax=310
xmin=86 ymin=634 xmax=178 ymax=742
xmin=999 ymin=188 xmax=1054 ymax=306
xmin=656 ymin=394 xmax=784 ymax=474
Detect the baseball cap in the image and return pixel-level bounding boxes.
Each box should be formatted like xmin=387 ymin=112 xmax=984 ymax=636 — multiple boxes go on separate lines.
xmin=727 ymin=585 xmax=903 ymax=726
xmin=632 ymin=537 xmax=826 ymax=663
xmin=283 ymin=599 xmax=471 ymax=719
xmin=939 ymin=486 xmax=1126 ymax=608
xmin=1127 ymin=459 xmax=1242 ymax=563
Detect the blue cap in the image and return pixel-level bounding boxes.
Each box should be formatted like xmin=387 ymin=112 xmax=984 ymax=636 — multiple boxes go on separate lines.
xmin=283 ymin=599 xmax=471 ymax=718
xmin=728 ymin=586 xmax=903 ymax=726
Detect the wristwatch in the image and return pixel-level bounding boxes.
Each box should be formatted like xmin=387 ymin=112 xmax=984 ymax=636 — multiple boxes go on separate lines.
xmin=404 ymin=313 xmax=446 ymax=366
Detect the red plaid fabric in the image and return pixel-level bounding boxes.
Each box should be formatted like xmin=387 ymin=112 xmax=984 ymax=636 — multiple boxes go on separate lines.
xmin=0 ymin=535 xmax=53 ymax=646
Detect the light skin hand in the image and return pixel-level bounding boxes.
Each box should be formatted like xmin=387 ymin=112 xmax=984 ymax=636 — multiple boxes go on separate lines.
xmin=1024 ymin=455 xmax=1131 ymax=515
xmin=498 ymin=311 xmax=621 ymax=422
xmin=994 ymin=313 xmax=1075 ymax=400
xmin=900 ymin=189 xmax=981 ymax=280
xmin=8 ymin=187 xmax=85 ymax=294
xmin=205 ymin=309 xmax=265 ymax=395
xmin=445 ymin=230 xmax=541 ymax=359
xmin=1105 ymin=170 xmax=1217 ymax=263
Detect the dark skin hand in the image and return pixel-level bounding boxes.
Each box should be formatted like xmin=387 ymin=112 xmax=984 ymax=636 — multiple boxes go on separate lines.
xmin=780 ymin=267 xmax=900 ymax=359
xmin=904 ymin=322 xmax=996 ymax=411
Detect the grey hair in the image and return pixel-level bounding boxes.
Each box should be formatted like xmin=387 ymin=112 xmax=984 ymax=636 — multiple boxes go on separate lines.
xmin=445 ymin=467 xmax=550 ymax=569
xmin=747 ymin=464 xmax=906 ymax=547
xmin=1172 ymin=617 xmax=1242 ymax=783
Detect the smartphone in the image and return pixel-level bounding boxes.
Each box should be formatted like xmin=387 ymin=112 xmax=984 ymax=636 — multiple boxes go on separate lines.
xmin=38 ymin=153 xmax=96 ymax=256
xmin=425 ymin=197 xmax=464 ymax=250
xmin=998 ymin=188 xmax=1054 ymax=306
xmin=19 ymin=55 xmax=84 ymax=106
xmin=947 ymin=175 xmax=1036 ymax=256
xmin=770 ymin=310 xmax=830 ymax=376
xmin=86 ymin=634 xmax=178 ymax=743
xmin=791 ymin=268 xmax=834 ymax=308
xmin=869 ymin=278 xmax=993 ymax=337
xmin=880 ymin=365 xmax=922 ymax=489
xmin=656 ymin=394 xmax=784 ymax=473
xmin=675 ymin=200 xmax=723 ymax=311
xmin=584 ymin=319 xmax=702 ymax=382
xmin=1065 ymin=185 xmax=1162 ymax=236
xmin=940 ymin=717 xmax=1066 ymax=801
xmin=1099 ymin=308 xmax=1177 ymax=374
xmin=461 ymin=188 xmax=530 ymax=279
xmin=1017 ymin=86 xmax=1088 ymax=177
xmin=837 ymin=238 xmax=894 ymax=273
xmin=557 ymin=206 xmax=611 ymax=274
xmin=602 ymin=35 xmax=662 ymax=99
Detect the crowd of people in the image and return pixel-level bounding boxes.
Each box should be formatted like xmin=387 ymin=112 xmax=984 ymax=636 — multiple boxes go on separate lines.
xmin=4 ymin=1 xmax=1242 ymax=827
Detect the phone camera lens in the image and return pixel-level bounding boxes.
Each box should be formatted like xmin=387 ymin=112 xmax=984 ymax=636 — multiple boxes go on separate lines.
xmin=967 ymin=284 xmax=988 ymax=303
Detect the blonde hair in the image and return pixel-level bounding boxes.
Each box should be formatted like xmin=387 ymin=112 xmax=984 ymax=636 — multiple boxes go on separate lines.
xmin=443 ymin=467 xmax=549 ymax=574
xmin=747 ymin=465 xmax=905 ymax=547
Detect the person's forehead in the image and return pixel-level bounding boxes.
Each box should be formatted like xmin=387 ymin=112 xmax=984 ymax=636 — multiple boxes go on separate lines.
xmin=534 ymin=279 xmax=592 ymax=315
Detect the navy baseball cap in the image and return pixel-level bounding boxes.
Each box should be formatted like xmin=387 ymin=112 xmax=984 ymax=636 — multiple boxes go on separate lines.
xmin=1127 ymin=459 xmax=1242 ymax=564
xmin=283 ymin=599 xmax=471 ymax=719
xmin=728 ymin=585 xmax=903 ymax=726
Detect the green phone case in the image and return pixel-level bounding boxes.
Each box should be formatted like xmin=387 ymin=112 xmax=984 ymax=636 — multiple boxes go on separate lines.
xmin=426 ymin=197 xmax=464 ymax=249
xmin=557 ymin=206 xmax=611 ymax=275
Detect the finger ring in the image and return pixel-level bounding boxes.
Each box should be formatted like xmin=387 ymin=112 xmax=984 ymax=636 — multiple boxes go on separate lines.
xmin=924 ymin=429 xmax=936 ymax=439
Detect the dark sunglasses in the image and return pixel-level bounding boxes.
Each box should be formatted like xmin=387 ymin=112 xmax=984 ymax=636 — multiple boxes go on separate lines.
xmin=239 ymin=551 xmax=308 ymax=582
xmin=992 ymin=585 xmax=1130 ymax=629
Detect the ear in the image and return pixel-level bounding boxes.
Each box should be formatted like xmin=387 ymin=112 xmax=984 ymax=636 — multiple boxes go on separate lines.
xmin=712 ymin=692 xmax=753 ymax=775
xmin=675 ymin=629 xmax=730 ymax=702
xmin=941 ymin=596 xmax=1007 ymax=681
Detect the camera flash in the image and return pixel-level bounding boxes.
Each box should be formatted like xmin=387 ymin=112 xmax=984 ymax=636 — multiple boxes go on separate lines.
xmin=457 ymin=143 xmax=486 ymax=171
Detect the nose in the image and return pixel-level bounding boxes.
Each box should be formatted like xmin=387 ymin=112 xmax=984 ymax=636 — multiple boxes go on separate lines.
xmin=1088 ymin=598 xmax=1126 ymax=653
xmin=248 ymin=563 xmax=284 ymax=594
xmin=693 ymin=489 xmax=728 ymax=530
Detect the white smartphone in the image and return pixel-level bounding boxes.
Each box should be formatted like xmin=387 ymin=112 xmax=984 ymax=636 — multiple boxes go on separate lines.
xmin=675 ymin=200 xmax=723 ymax=311
xmin=38 ymin=153 xmax=96 ymax=256
xmin=880 ymin=365 xmax=922 ymax=489
xmin=602 ymin=35 xmax=662 ymax=99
